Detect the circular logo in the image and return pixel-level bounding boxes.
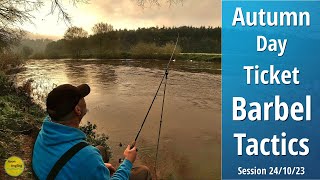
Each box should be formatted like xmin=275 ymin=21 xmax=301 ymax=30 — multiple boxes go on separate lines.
xmin=4 ymin=156 xmax=24 ymax=177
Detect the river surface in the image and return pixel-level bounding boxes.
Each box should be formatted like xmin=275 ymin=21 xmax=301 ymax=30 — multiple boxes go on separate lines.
xmin=15 ymin=59 xmax=221 ymax=180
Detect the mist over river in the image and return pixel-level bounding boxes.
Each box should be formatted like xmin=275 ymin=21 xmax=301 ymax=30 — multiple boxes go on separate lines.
xmin=14 ymin=59 xmax=221 ymax=180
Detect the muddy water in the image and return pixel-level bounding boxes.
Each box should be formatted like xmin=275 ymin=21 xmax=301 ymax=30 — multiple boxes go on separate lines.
xmin=15 ymin=59 xmax=221 ymax=180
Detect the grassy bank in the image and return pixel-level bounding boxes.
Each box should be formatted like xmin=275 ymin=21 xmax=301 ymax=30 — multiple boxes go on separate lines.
xmin=33 ymin=52 xmax=221 ymax=62
xmin=0 ymin=72 xmax=45 ymax=179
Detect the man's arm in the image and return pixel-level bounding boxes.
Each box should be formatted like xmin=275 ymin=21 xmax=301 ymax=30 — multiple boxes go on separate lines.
xmin=81 ymin=144 xmax=137 ymax=180
xmin=111 ymin=145 xmax=138 ymax=180
xmin=110 ymin=159 xmax=132 ymax=180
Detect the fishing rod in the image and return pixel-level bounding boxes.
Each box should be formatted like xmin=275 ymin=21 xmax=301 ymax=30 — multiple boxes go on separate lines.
xmin=132 ymin=33 xmax=179 ymax=146
xmin=118 ymin=34 xmax=179 ymax=173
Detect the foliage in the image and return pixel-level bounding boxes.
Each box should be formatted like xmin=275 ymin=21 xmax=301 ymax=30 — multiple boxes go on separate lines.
xmin=0 ymin=73 xmax=45 ymax=160
xmin=12 ymin=38 xmax=53 ymax=57
xmin=21 ymin=46 xmax=33 ymax=58
xmin=92 ymin=23 xmax=114 ymax=54
xmin=63 ymin=26 xmax=89 ymax=58
xmin=92 ymin=23 xmax=114 ymax=35
xmin=135 ymin=0 xmax=183 ymax=7
xmin=64 ymin=26 xmax=88 ymax=40
xmin=30 ymin=52 xmax=46 ymax=59
xmin=130 ymin=42 xmax=181 ymax=55
xmin=45 ymin=26 xmax=221 ymax=59
xmin=160 ymin=42 xmax=182 ymax=54
xmin=0 ymin=71 xmax=11 ymax=94
xmin=0 ymin=28 xmax=25 ymax=52
xmin=130 ymin=42 xmax=158 ymax=54
xmin=0 ymin=0 xmax=87 ymax=52
xmin=177 ymin=53 xmax=221 ymax=62
xmin=0 ymin=0 xmax=41 ymax=51
xmin=80 ymin=121 xmax=111 ymax=159
xmin=0 ymin=50 xmax=23 ymax=70
xmin=80 ymin=121 xmax=109 ymax=147
xmin=45 ymin=39 xmax=69 ymax=58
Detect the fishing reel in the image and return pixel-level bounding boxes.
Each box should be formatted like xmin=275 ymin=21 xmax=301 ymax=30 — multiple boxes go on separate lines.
xmin=118 ymin=141 xmax=137 ymax=163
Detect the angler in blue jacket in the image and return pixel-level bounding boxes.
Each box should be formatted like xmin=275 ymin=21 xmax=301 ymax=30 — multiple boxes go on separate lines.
xmin=32 ymin=84 xmax=151 ymax=180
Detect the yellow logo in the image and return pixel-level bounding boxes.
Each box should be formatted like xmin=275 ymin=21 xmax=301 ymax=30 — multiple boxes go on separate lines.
xmin=4 ymin=156 xmax=24 ymax=177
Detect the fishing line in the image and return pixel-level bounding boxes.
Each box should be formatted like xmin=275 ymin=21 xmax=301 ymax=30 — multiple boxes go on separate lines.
xmin=135 ymin=34 xmax=179 ymax=180
xmin=154 ymin=69 xmax=168 ymax=180
xmin=119 ymin=34 xmax=179 ymax=179
xmin=132 ymin=34 xmax=179 ymax=145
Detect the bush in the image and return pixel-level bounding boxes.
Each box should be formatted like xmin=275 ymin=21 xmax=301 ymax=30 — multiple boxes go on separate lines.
xmin=159 ymin=42 xmax=182 ymax=54
xmin=80 ymin=121 xmax=111 ymax=159
xmin=130 ymin=42 xmax=181 ymax=56
xmin=0 ymin=72 xmax=15 ymax=95
xmin=130 ymin=42 xmax=158 ymax=55
xmin=30 ymin=52 xmax=46 ymax=59
xmin=0 ymin=51 xmax=22 ymax=70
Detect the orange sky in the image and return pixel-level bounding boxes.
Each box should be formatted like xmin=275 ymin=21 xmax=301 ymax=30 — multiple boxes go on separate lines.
xmin=22 ymin=0 xmax=221 ymax=39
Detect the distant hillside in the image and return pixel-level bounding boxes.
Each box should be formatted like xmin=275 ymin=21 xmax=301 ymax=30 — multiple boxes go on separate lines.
xmin=25 ymin=32 xmax=61 ymax=41
xmin=12 ymin=39 xmax=53 ymax=59
xmin=21 ymin=39 xmax=53 ymax=53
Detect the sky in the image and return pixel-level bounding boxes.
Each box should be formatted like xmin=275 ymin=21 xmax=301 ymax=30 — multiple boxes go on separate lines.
xmin=22 ymin=0 xmax=221 ymax=39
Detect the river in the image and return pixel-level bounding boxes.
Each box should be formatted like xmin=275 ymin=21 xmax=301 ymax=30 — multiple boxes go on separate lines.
xmin=15 ymin=59 xmax=221 ymax=180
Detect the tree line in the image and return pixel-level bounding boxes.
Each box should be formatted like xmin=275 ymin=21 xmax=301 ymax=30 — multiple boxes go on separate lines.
xmin=44 ymin=24 xmax=221 ymax=59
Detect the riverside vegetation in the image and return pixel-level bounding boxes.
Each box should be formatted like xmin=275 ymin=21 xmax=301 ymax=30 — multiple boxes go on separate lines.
xmin=16 ymin=26 xmax=221 ymax=62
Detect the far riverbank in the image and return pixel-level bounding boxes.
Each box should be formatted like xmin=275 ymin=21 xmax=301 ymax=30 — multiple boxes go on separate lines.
xmin=31 ymin=52 xmax=221 ymax=62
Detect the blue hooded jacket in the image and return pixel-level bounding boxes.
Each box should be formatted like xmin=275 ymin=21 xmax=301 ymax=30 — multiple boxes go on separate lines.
xmin=32 ymin=116 xmax=132 ymax=180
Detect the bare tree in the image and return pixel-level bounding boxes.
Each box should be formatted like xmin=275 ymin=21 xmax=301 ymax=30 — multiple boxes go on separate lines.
xmin=0 ymin=0 xmax=183 ymax=51
xmin=135 ymin=0 xmax=183 ymax=7
xmin=92 ymin=22 xmax=113 ymax=53
xmin=92 ymin=23 xmax=114 ymax=35
xmin=0 ymin=0 xmax=90 ymax=50
xmin=64 ymin=26 xmax=88 ymax=40
xmin=49 ymin=0 xmax=89 ymax=24
xmin=63 ymin=26 xmax=88 ymax=58
xmin=0 ymin=0 xmax=42 ymax=50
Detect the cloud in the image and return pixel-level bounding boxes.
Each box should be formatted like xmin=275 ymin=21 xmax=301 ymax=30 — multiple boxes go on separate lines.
xmin=83 ymin=0 xmax=221 ymax=27
xmin=21 ymin=0 xmax=221 ymax=38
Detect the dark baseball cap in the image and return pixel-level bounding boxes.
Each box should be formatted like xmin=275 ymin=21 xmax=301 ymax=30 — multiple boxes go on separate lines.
xmin=46 ymin=84 xmax=90 ymax=120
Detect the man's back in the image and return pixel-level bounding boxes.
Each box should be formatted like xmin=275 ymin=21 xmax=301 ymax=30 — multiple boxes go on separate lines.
xmin=32 ymin=116 xmax=132 ymax=180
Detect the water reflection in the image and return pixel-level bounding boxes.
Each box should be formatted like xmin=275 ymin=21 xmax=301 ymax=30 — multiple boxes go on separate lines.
xmin=64 ymin=60 xmax=89 ymax=81
xmin=63 ymin=59 xmax=221 ymax=74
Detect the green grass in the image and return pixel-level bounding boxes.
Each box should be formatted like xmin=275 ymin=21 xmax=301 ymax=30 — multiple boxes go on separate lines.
xmin=38 ymin=52 xmax=222 ymax=62
xmin=177 ymin=53 xmax=221 ymax=61
xmin=0 ymin=73 xmax=45 ymax=159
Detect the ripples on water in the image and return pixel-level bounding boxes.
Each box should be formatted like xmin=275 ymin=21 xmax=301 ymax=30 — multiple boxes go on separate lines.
xmin=15 ymin=59 xmax=221 ymax=180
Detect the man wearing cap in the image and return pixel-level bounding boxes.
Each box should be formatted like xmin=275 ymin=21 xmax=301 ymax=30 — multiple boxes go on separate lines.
xmin=32 ymin=84 xmax=151 ymax=180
